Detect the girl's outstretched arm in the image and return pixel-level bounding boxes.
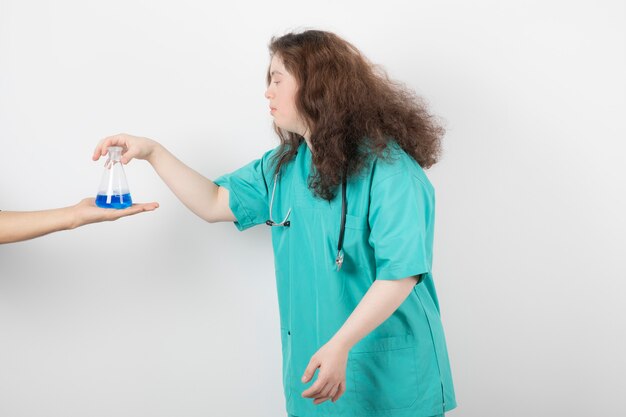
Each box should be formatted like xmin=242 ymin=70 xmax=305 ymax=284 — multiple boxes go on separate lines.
xmin=93 ymin=133 xmax=235 ymax=223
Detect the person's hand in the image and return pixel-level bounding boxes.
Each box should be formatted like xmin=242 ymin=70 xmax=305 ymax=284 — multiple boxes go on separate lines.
xmin=301 ymin=340 xmax=349 ymax=405
xmin=92 ymin=133 xmax=159 ymax=165
xmin=70 ymin=198 xmax=159 ymax=228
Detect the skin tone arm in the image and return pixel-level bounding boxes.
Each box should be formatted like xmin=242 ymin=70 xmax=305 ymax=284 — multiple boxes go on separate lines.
xmin=301 ymin=275 xmax=420 ymax=405
xmin=92 ymin=134 xmax=235 ymax=223
xmin=0 ymin=198 xmax=159 ymax=244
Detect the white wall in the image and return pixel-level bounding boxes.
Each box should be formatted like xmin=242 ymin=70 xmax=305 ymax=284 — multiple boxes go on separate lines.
xmin=1 ymin=1 xmax=624 ymax=416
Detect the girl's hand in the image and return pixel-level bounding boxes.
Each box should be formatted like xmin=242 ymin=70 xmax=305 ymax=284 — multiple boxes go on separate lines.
xmin=92 ymin=133 xmax=159 ymax=165
xmin=301 ymin=340 xmax=348 ymax=405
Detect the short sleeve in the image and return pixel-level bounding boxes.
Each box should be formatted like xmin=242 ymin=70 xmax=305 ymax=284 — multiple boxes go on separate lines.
xmin=368 ymin=170 xmax=435 ymax=281
xmin=213 ymin=149 xmax=276 ymax=231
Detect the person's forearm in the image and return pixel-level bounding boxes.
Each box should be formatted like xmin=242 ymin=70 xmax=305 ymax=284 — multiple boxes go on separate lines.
xmin=0 ymin=208 xmax=75 ymax=244
xmin=328 ymin=276 xmax=419 ymax=350
xmin=147 ymin=144 xmax=220 ymax=222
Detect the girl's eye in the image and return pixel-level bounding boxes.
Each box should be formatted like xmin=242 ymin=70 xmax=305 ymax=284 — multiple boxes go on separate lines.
xmin=273 ymin=81 xmax=281 ymax=85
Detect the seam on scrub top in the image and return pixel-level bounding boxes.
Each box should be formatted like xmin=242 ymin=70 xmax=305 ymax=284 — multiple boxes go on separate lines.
xmin=351 ymin=346 xmax=417 ymax=355
xmin=376 ymin=266 xmax=430 ymax=281
xmin=371 ymin=171 xmax=428 ymax=193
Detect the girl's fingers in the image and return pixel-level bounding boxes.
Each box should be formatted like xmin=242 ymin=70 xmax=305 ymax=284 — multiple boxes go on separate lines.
xmin=312 ymin=383 xmax=337 ymax=405
xmin=313 ymin=386 xmax=337 ymax=405
xmin=92 ymin=138 xmax=107 ymax=161
xmin=331 ymin=381 xmax=346 ymax=402
xmin=93 ymin=137 xmax=115 ymax=160
xmin=302 ymin=378 xmax=324 ymax=398
xmin=93 ymin=134 xmax=129 ymax=161
xmin=313 ymin=397 xmax=330 ymax=405
xmin=318 ymin=383 xmax=335 ymax=399
xmin=301 ymin=357 xmax=321 ymax=384
xmin=121 ymin=147 xmax=138 ymax=164
xmin=327 ymin=385 xmax=339 ymax=400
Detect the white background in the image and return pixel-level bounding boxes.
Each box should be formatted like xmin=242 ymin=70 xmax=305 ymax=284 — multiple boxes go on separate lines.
xmin=1 ymin=1 xmax=625 ymax=416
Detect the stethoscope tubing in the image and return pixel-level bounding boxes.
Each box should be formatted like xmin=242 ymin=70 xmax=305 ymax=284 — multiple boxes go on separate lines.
xmin=265 ymin=171 xmax=347 ymax=271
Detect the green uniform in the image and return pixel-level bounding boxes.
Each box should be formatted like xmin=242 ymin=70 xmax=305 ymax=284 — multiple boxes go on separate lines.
xmin=214 ymin=140 xmax=456 ymax=417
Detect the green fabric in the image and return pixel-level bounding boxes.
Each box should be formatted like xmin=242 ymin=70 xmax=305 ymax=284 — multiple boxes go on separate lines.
xmin=215 ymin=141 xmax=456 ymax=417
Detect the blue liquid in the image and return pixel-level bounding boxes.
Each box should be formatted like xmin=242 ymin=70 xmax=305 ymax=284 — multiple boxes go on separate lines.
xmin=95 ymin=193 xmax=133 ymax=209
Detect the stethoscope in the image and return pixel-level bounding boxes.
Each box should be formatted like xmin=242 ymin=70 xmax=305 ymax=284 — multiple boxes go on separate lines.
xmin=266 ymin=172 xmax=347 ymax=271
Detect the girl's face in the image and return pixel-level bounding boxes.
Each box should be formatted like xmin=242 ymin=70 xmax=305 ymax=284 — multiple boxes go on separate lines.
xmin=265 ymin=55 xmax=308 ymax=138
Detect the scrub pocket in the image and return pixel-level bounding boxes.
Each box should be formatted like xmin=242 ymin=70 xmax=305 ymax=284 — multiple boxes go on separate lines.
xmin=351 ymin=334 xmax=419 ymax=411
xmin=336 ymin=213 xmax=370 ymax=275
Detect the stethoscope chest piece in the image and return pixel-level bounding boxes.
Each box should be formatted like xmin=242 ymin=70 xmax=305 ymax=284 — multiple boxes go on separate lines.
xmin=335 ymin=249 xmax=344 ymax=271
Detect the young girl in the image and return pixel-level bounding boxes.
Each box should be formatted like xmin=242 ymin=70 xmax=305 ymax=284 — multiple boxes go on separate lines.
xmin=93 ymin=30 xmax=456 ymax=417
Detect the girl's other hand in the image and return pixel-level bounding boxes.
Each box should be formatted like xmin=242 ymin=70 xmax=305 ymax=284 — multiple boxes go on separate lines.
xmin=301 ymin=340 xmax=349 ymax=405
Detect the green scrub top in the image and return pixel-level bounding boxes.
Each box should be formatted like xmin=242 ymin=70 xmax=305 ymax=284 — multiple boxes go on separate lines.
xmin=214 ymin=140 xmax=456 ymax=417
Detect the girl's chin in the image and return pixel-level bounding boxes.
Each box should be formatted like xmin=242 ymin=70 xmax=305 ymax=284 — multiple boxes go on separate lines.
xmin=272 ymin=123 xmax=300 ymax=136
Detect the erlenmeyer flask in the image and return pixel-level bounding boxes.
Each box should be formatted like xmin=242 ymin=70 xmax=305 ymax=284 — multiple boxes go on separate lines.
xmin=95 ymin=146 xmax=133 ymax=209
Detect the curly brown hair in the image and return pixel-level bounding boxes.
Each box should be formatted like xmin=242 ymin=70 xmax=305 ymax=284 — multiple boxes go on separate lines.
xmin=267 ymin=30 xmax=444 ymax=201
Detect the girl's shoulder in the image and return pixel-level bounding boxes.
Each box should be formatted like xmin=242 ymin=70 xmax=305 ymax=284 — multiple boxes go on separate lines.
xmin=365 ymin=140 xmax=433 ymax=191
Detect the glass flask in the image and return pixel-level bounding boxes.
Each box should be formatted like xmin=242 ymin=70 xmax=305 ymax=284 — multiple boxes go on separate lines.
xmin=95 ymin=146 xmax=133 ymax=209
